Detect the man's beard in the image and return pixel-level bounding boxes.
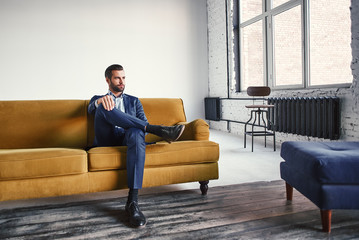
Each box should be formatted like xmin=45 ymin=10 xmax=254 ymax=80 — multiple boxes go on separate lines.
xmin=110 ymin=82 xmax=125 ymax=93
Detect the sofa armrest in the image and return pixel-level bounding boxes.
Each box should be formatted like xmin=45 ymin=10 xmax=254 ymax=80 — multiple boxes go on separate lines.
xmin=177 ymin=119 xmax=209 ymax=141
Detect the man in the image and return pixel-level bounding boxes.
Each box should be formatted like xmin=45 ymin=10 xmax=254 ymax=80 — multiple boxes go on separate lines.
xmin=88 ymin=64 xmax=185 ymax=228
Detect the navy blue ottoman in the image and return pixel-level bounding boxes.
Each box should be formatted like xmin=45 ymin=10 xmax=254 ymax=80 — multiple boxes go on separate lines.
xmin=280 ymin=141 xmax=359 ymax=232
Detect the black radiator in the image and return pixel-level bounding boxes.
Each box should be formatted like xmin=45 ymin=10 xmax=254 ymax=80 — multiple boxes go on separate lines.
xmin=205 ymin=97 xmax=221 ymax=121
xmin=267 ymin=97 xmax=340 ymax=140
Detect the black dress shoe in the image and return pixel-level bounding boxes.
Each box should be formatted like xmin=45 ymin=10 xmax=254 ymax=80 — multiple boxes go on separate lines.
xmin=125 ymin=201 xmax=147 ymax=228
xmin=161 ymin=125 xmax=185 ymax=143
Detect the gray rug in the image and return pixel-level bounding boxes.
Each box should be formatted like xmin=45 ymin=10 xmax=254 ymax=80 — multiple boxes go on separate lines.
xmin=1 ymin=180 xmax=359 ymax=239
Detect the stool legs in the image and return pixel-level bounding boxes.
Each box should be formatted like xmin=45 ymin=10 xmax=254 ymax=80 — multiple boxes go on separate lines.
xmin=267 ymin=113 xmax=276 ymax=152
xmin=244 ymin=108 xmax=275 ymax=152
xmin=244 ymin=110 xmax=254 ymax=149
xmin=261 ymin=111 xmax=267 ymax=148
xmin=251 ymin=110 xmax=258 ymax=152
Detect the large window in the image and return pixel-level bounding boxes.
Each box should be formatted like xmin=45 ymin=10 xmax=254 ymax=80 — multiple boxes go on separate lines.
xmin=309 ymin=0 xmax=352 ymax=86
xmin=241 ymin=20 xmax=264 ymax=90
xmin=273 ymin=5 xmax=302 ymax=86
xmin=238 ymin=0 xmax=352 ymax=91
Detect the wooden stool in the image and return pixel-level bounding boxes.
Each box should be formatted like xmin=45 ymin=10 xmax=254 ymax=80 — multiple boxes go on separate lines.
xmin=244 ymin=86 xmax=276 ymax=152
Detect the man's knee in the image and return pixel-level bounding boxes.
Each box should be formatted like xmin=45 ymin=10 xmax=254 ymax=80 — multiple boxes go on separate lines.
xmin=95 ymin=103 xmax=112 ymax=115
xmin=94 ymin=104 xmax=108 ymax=120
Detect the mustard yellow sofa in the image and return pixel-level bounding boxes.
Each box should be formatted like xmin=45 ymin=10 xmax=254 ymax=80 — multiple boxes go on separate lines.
xmin=0 ymin=99 xmax=219 ymax=201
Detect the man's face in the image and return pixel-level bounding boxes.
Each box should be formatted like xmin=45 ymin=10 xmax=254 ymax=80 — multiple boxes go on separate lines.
xmin=107 ymin=70 xmax=126 ymax=94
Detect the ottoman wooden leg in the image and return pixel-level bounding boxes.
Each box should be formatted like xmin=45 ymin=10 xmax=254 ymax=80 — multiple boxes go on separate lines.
xmin=285 ymin=182 xmax=293 ymax=201
xmin=320 ymin=209 xmax=332 ymax=232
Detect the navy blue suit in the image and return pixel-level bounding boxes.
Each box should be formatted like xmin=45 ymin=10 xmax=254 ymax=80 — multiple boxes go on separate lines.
xmin=88 ymin=93 xmax=148 ymax=189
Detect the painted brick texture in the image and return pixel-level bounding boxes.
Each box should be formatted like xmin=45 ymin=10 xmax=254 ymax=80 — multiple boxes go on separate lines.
xmin=207 ymin=0 xmax=228 ymax=98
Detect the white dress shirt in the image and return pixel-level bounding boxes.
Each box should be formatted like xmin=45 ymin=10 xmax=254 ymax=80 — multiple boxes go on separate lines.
xmin=95 ymin=90 xmax=125 ymax=113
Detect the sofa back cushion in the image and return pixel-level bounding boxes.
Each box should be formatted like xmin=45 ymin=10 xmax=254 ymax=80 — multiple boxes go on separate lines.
xmin=0 ymin=100 xmax=88 ymax=149
xmin=0 ymin=98 xmax=187 ymax=149
xmin=141 ymin=98 xmax=187 ymax=143
xmin=140 ymin=98 xmax=186 ymax=125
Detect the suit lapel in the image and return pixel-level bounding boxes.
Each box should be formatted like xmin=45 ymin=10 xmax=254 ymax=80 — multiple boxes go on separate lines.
xmin=123 ymin=94 xmax=129 ymax=113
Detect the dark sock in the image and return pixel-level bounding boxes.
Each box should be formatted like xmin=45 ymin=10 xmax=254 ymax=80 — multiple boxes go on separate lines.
xmin=128 ymin=188 xmax=138 ymax=203
xmin=146 ymin=124 xmax=163 ymax=136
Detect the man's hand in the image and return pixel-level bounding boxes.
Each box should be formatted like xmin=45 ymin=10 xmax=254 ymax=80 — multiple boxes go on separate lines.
xmin=98 ymin=95 xmax=115 ymax=111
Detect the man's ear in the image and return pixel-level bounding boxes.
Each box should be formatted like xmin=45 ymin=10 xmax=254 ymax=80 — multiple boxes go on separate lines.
xmin=106 ymin=77 xmax=110 ymax=84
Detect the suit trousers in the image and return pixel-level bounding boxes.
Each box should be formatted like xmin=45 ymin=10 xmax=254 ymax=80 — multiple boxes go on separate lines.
xmin=94 ymin=105 xmax=148 ymax=189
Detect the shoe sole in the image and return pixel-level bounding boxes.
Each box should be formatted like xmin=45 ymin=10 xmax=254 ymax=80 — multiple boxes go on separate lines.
xmin=133 ymin=221 xmax=147 ymax=228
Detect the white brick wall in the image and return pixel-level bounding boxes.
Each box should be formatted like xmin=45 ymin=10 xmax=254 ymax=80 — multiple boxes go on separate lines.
xmin=207 ymin=0 xmax=228 ymax=98
xmin=207 ymin=0 xmax=359 ymax=144
xmin=352 ymin=0 xmax=359 ymax=109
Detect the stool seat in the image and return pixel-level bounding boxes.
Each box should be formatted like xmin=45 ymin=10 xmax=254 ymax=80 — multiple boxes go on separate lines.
xmin=245 ymin=104 xmax=275 ymax=109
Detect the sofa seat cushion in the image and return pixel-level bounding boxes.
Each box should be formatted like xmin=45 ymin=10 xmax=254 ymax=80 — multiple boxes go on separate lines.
xmin=0 ymin=148 xmax=88 ymax=180
xmin=88 ymin=140 xmax=219 ymax=171
xmin=281 ymin=141 xmax=359 ymax=184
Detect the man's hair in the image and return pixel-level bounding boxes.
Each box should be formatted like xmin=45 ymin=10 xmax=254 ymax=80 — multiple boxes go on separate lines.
xmin=105 ymin=64 xmax=124 ymax=79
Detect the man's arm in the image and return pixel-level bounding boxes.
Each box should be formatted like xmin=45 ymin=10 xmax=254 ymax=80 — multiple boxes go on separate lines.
xmin=88 ymin=95 xmax=116 ymax=114
xmin=88 ymin=96 xmax=101 ymax=114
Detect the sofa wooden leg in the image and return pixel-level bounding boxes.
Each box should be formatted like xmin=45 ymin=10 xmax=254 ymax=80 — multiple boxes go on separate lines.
xmin=199 ymin=181 xmax=209 ymax=195
xmin=320 ymin=209 xmax=332 ymax=233
xmin=285 ymin=182 xmax=293 ymax=201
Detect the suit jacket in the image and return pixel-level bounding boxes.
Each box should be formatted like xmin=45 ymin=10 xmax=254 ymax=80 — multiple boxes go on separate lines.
xmin=88 ymin=93 xmax=148 ymax=124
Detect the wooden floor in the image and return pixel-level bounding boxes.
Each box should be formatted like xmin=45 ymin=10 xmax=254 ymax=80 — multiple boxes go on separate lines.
xmin=1 ymin=180 xmax=359 ymax=239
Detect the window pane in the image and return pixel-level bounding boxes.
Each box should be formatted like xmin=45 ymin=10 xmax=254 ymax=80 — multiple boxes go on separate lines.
xmin=272 ymin=0 xmax=290 ymax=9
xmin=240 ymin=0 xmax=262 ymax=23
xmin=309 ymin=0 xmax=352 ymax=86
xmin=273 ymin=5 xmax=302 ymax=86
xmin=241 ymin=20 xmax=264 ymax=90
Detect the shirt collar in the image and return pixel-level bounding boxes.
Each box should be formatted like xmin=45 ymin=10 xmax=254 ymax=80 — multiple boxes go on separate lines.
xmin=108 ymin=90 xmax=124 ymax=99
